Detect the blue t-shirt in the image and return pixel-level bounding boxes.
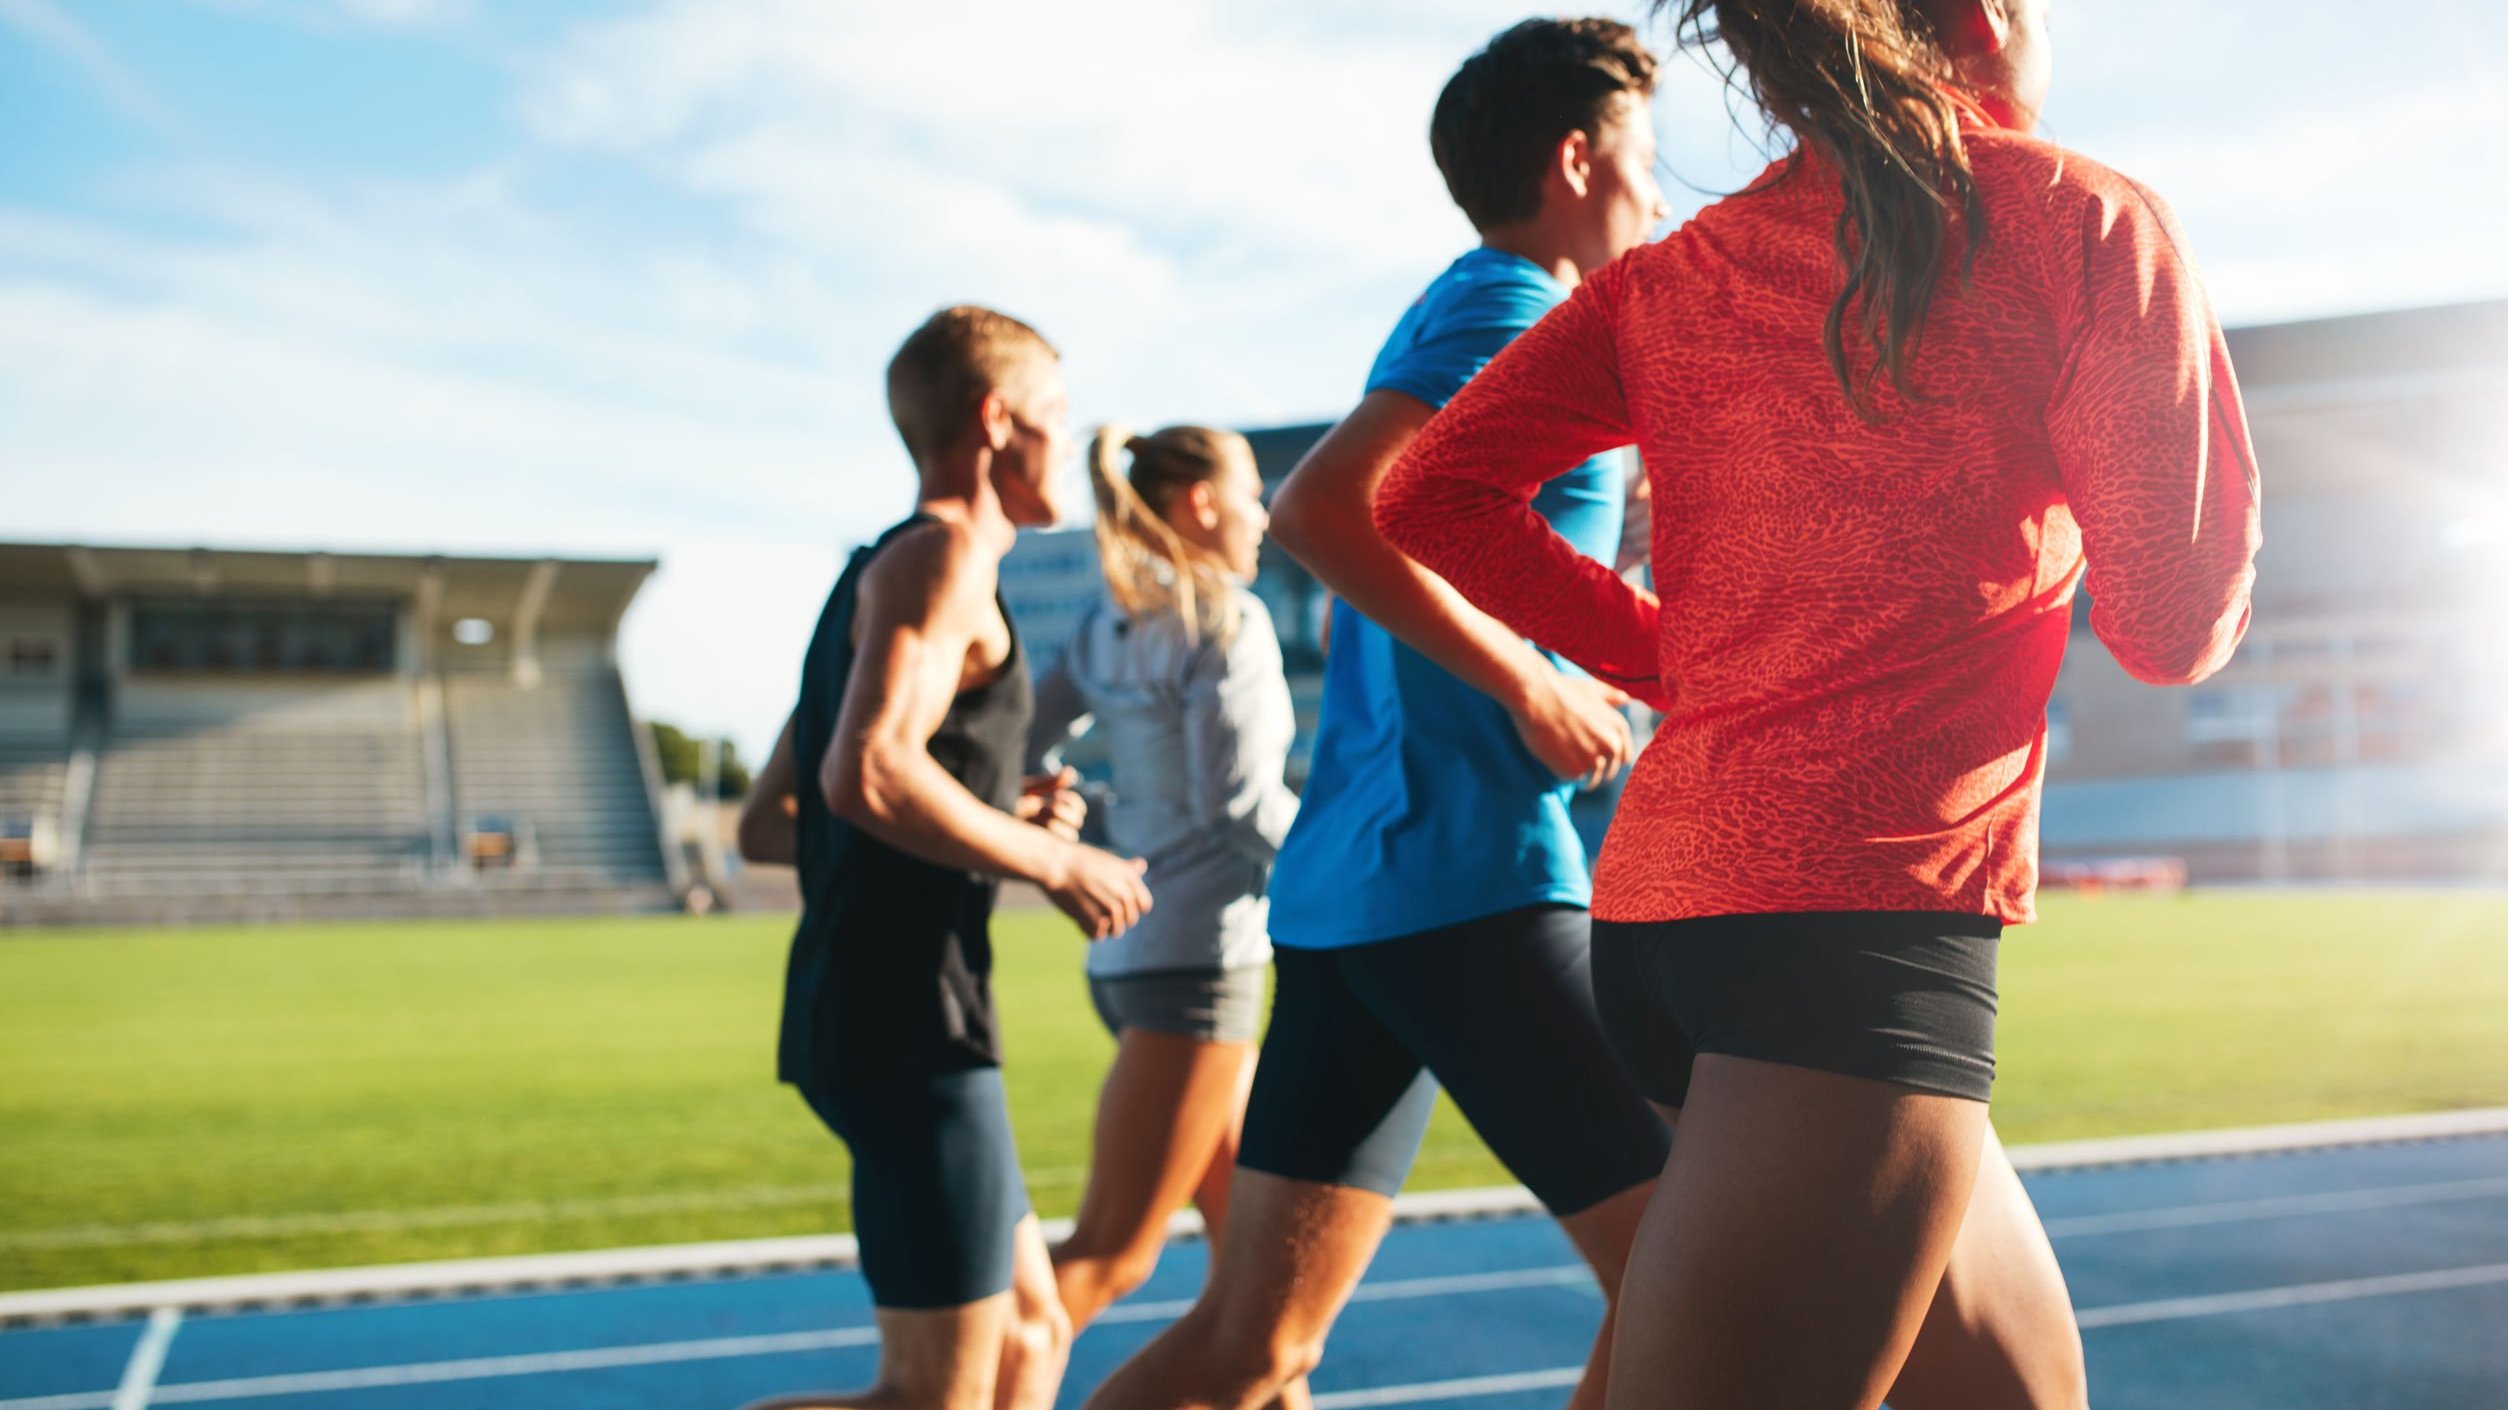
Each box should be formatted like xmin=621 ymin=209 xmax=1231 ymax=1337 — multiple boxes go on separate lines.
xmin=1268 ymin=248 xmax=1626 ymax=949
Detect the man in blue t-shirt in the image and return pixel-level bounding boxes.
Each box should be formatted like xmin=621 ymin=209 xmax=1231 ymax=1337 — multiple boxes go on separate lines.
xmin=1086 ymin=21 xmax=1673 ymax=1410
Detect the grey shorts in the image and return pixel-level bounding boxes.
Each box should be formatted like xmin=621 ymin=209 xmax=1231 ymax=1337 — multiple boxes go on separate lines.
xmin=1088 ymin=966 xmax=1267 ymax=1044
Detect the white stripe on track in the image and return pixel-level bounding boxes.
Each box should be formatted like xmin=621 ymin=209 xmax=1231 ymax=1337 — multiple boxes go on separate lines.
xmin=107 ymin=1309 xmax=179 ymax=1410
xmin=0 ymin=1266 xmax=1595 ymax=1410
xmin=1312 ymin=1367 xmax=1583 ymax=1408
xmin=2043 ymin=1174 xmax=2508 ymax=1238
xmin=2075 ymin=1259 xmax=2508 ymax=1329
xmin=1093 ymin=1265 xmax=1595 ymax=1326
xmin=0 ymin=1325 xmax=886 ymax=1410
xmin=12 ymin=1258 xmax=2506 ymax=1410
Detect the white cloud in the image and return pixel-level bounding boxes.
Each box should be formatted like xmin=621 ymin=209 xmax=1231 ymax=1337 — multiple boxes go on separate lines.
xmin=2036 ymin=0 xmax=2508 ymax=323
xmin=332 ymin=0 xmax=463 ymax=25
xmin=0 ymin=0 xmax=179 ymax=133
xmin=0 ymin=169 xmax=881 ymax=755
xmin=179 ymin=0 xmax=470 ymax=30
xmin=10 ymin=0 xmax=2506 ymax=758
xmin=500 ymin=0 xmax=1803 ymax=473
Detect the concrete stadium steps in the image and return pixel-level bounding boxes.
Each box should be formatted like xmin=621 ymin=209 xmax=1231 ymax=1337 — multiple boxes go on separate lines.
xmin=0 ymin=880 xmax=680 ymax=926
xmin=444 ymin=672 xmax=667 ymax=884
xmin=81 ymin=685 xmax=433 ymax=896
xmin=0 ymin=735 xmax=69 ymax=817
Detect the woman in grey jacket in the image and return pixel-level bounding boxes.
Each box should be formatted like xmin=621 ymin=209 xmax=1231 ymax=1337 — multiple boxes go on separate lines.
xmin=1028 ymin=424 xmax=1299 ymax=1348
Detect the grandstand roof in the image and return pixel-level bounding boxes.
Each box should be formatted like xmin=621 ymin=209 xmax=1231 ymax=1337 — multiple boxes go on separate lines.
xmin=1237 ymin=301 xmax=2508 ymax=496
xmin=0 ymin=543 xmax=656 ymax=630
xmin=2225 ymin=297 xmax=2508 ymax=405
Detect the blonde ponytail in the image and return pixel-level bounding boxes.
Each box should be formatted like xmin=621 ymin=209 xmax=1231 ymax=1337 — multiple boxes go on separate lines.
xmin=1085 ymin=424 xmax=1247 ymax=644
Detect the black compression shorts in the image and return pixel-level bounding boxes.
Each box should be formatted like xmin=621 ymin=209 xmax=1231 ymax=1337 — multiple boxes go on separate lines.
xmin=1590 ymin=911 xmax=2001 ymax=1106
xmin=1238 ymin=904 xmax=1671 ymax=1215
xmin=796 ymin=1067 xmax=1030 ymax=1309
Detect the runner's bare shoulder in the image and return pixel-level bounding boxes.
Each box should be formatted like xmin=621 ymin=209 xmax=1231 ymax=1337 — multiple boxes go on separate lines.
xmin=856 ymin=517 xmax=999 ymax=631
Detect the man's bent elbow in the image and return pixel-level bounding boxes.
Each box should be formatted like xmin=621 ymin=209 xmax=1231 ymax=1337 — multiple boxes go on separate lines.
xmin=821 ymin=751 xmax=901 ymax=830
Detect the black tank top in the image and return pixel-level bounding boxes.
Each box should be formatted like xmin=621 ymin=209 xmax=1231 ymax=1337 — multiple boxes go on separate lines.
xmin=779 ymin=514 xmax=1034 ymax=1088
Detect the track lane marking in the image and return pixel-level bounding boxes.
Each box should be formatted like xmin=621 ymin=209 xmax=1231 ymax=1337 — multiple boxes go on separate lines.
xmin=2076 ymin=1259 xmax=2508 ymax=1329
xmin=1312 ymin=1367 xmax=1583 ymax=1407
xmin=107 ymin=1310 xmax=179 ymax=1410
xmin=12 ymin=1253 xmax=2508 ymax=1408
xmin=2044 ymin=1173 xmax=2508 ymax=1238
xmin=1095 ymin=1265 xmax=1594 ymax=1326
xmin=0 ymin=1266 xmax=1597 ymax=1409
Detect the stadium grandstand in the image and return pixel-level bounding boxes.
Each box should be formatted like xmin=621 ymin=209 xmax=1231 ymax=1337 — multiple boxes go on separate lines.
xmin=2041 ymin=298 xmax=2508 ymax=883
xmin=0 ymin=544 xmax=684 ymax=925
xmin=1001 ymin=297 xmax=2508 ymax=888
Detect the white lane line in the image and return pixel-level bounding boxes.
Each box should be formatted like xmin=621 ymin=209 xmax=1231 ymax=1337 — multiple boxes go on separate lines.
xmin=108 ymin=1309 xmax=179 ymax=1410
xmin=1312 ymin=1367 xmax=1583 ymax=1408
xmin=1093 ymin=1265 xmax=1595 ymax=1327
xmin=2044 ymin=1174 xmax=2508 ymax=1238
xmin=2077 ymin=1260 xmax=2508 ymax=1329
xmin=0 ymin=1266 xmax=1595 ymax=1410
xmin=1347 ymin=1266 xmax=1592 ymax=1304
xmin=0 ymin=1325 xmax=887 ymax=1410
xmin=19 ymin=1257 xmax=2505 ymax=1410
xmin=2009 ymin=1107 xmax=2508 ymax=1172
xmin=15 ymin=1110 xmax=2506 ymax=1320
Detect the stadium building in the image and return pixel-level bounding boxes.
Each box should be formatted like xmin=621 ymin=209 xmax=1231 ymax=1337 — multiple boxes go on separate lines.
xmin=0 ymin=544 xmax=684 ymax=924
xmin=11 ymin=302 xmax=2493 ymax=925
xmin=2041 ymin=298 xmax=2508 ymax=882
xmin=1004 ymin=298 xmax=2508 ymax=887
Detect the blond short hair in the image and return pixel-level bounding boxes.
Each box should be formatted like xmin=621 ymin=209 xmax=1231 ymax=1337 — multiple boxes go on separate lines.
xmin=885 ymin=305 xmax=1059 ymax=462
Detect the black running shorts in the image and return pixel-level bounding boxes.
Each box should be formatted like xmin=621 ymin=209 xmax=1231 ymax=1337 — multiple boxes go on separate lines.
xmin=1238 ymin=904 xmax=1671 ymax=1214
xmin=796 ymin=1067 xmax=1030 ymax=1309
xmin=1590 ymin=911 xmax=2002 ymax=1107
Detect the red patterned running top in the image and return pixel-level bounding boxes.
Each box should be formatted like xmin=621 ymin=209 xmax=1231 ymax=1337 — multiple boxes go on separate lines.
xmin=1376 ymin=127 xmax=2261 ymax=925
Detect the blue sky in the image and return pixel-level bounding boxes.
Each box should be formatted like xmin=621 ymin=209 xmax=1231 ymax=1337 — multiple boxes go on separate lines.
xmin=5 ymin=0 xmax=2504 ymax=757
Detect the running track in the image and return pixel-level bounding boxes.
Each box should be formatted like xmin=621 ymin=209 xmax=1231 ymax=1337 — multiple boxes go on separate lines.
xmin=5 ymin=1116 xmax=2505 ymax=1410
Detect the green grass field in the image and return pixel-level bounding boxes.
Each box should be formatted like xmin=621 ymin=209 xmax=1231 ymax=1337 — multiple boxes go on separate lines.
xmin=3 ymin=892 xmax=2505 ymax=1293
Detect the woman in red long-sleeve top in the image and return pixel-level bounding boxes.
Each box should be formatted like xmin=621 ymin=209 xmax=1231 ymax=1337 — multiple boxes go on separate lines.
xmin=1376 ymin=0 xmax=2258 ymax=1405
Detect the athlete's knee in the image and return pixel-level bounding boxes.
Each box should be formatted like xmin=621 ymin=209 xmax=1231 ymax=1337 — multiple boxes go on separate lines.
xmin=1008 ymin=1291 xmax=1073 ymax=1367
xmin=1213 ymin=1313 xmax=1325 ymax=1392
xmin=1163 ymin=1302 xmax=1323 ymax=1399
xmin=1248 ymin=1327 xmax=1326 ymax=1391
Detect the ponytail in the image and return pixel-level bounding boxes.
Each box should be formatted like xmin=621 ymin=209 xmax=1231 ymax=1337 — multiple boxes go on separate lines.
xmin=1085 ymin=424 xmax=1246 ymax=644
xmin=1665 ymin=0 xmax=1985 ymax=419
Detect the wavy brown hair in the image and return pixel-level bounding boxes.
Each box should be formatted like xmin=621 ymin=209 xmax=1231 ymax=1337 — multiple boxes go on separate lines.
xmin=1662 ymin=0 xmax=1985 ymax=418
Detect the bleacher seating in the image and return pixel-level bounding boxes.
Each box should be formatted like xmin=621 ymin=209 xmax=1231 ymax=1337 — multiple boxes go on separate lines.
xmin=81 ymin=681 xmax=431 ymax=896
xmin=444 ymin=671 xmax=668 ymax=888
xmin=0 ymin=734 xmax=68 ymax=823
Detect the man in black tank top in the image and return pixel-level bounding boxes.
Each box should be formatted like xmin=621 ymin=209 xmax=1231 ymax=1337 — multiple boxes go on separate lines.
xmin=736 ymin=307 xmax=1151 ymax=1410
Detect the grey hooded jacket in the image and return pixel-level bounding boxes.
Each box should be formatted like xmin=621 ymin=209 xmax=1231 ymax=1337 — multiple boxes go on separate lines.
xmin=1028 ymin=589 xmax=1297 ymax=977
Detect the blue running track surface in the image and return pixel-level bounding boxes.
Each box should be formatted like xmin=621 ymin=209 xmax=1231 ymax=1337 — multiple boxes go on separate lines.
xmin=6 ymin=1134 xmax=2506 ymax=1410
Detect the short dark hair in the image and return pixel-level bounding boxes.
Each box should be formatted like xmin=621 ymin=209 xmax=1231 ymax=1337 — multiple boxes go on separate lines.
xmin=1430 ymin=18 xmax=1658 ymax=231
xmin=884 ymin=305 xmax=1057 ymax=462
